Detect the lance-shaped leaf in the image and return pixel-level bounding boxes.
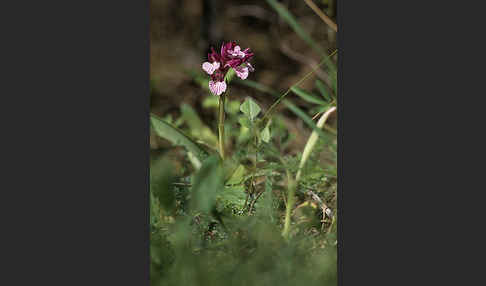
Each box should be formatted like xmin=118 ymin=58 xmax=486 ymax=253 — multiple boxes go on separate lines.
xmin=315 ymin=79 xmax=332 ymax=101
xmin=291 ymin=86 xmax=327 ymax=106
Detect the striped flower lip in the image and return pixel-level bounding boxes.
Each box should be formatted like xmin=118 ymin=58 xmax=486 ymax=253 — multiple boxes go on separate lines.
xmin=202 ymin=41 xmax=254 ymax=96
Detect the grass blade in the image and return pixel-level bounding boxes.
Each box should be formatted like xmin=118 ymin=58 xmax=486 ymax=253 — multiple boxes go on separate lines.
xmin=295 ymin=106 xmax=336 ymax=182
xmin=315 ymin=79 xmax=332 ymax=101
xmin=291 ymin=86 xmax=327 ymax=105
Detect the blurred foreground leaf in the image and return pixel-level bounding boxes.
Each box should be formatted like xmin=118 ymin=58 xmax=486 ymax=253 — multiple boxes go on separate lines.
xmin=180 ymin=104 xmax=218 ymax=147
xmin=150 ymin=158 xmax=175 ymax=213
xmin=150 ymin=113 xmax=209 ymax=163
xmin=190 ymin=156 xmax=223 ymax=213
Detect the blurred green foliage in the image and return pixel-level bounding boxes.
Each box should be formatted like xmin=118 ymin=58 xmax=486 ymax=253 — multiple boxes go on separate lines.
xmin=150 ymin=153 xmax=337 ymax=286
xmin=150 ymin=85 xmax=337 ymax=285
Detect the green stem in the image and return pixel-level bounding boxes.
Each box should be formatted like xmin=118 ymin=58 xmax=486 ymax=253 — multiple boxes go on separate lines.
xmin=218 ymin=94 xmax=226 ymax=160
xmin=248 ymin=128 xmax=258 ymax=214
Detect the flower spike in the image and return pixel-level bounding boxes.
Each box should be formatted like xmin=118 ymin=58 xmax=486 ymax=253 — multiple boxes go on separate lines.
xmin=202 ymin=41 xmax=255 ymax=95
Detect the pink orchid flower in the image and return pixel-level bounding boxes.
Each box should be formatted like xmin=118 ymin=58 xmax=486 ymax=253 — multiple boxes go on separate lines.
xmin=228 ymin=45 xmax=245 ymax=58
xmin=201 ymin=41 xmax=254 ymax=96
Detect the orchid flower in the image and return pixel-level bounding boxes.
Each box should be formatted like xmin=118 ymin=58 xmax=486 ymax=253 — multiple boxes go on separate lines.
xmin=201 ymin=41 xmax=255 ymax=96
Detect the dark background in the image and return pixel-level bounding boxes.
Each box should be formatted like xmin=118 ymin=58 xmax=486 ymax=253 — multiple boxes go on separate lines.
xmin=150 ymin=0 xmax=337 ymax=156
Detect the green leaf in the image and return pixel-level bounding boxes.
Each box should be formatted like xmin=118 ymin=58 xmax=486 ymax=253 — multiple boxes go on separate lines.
xmin=257 ymin=178 xmax=276 ymax=222
xmin=224 ymin=68 xmax=236 ymax=83
xmin=260 ymin=125 xmax=271 ymax=143
xmin=315 ymin=79 xmax=332 ymax=101
xmin=331 ymin=70 xmax=338 ymax=95
xmin=150 ymin=114 xmax=209 ymax=163
xmin=225 ymin=164 xmax=247 ymax=185
xmin=190 ymin=156 xmax=223 ymax=213
xmin=227 ymin=100 xmax=241 ymax=115
xmin=238 ymin=116 xmax=252 ymax=129
xmin=180 ymin=104 xmax=218 ymax=147
xmin=150 ymin=158 xmax=175 ymax=213
xmin=217 ymin=185 xmax=247 ymax=210
xmin=237 ymin=121 xmax=251 ymax=144
xmin=291 ymin=86 xmax=327 ymax=106
xmin=240 ymin=97 xmax=261 ymax=122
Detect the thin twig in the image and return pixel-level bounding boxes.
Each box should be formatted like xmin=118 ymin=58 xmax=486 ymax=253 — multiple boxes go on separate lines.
xmin=248 ymin=188 xmax=265 ymax=214
xmin=303 ymin=0 xmax=338 ymax=32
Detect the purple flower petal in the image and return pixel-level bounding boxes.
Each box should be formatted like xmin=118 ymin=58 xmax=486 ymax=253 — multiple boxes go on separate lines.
xmin=234 ymin=66 xmax=249 ymax=80
xmin=225 ymin=58 xmax=242 ymax=68
xmin=228 ymin=45 xmax=245 ymax=58
xmin=209 ymin=80 xmax=227 ymax=96
xmin=202 ymin=61 xmax=220 ymax=75
xmin=221 ymin=41 xmax=238 ymax=60
xmin=208 ymin=47 xmax=220 ymax=63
